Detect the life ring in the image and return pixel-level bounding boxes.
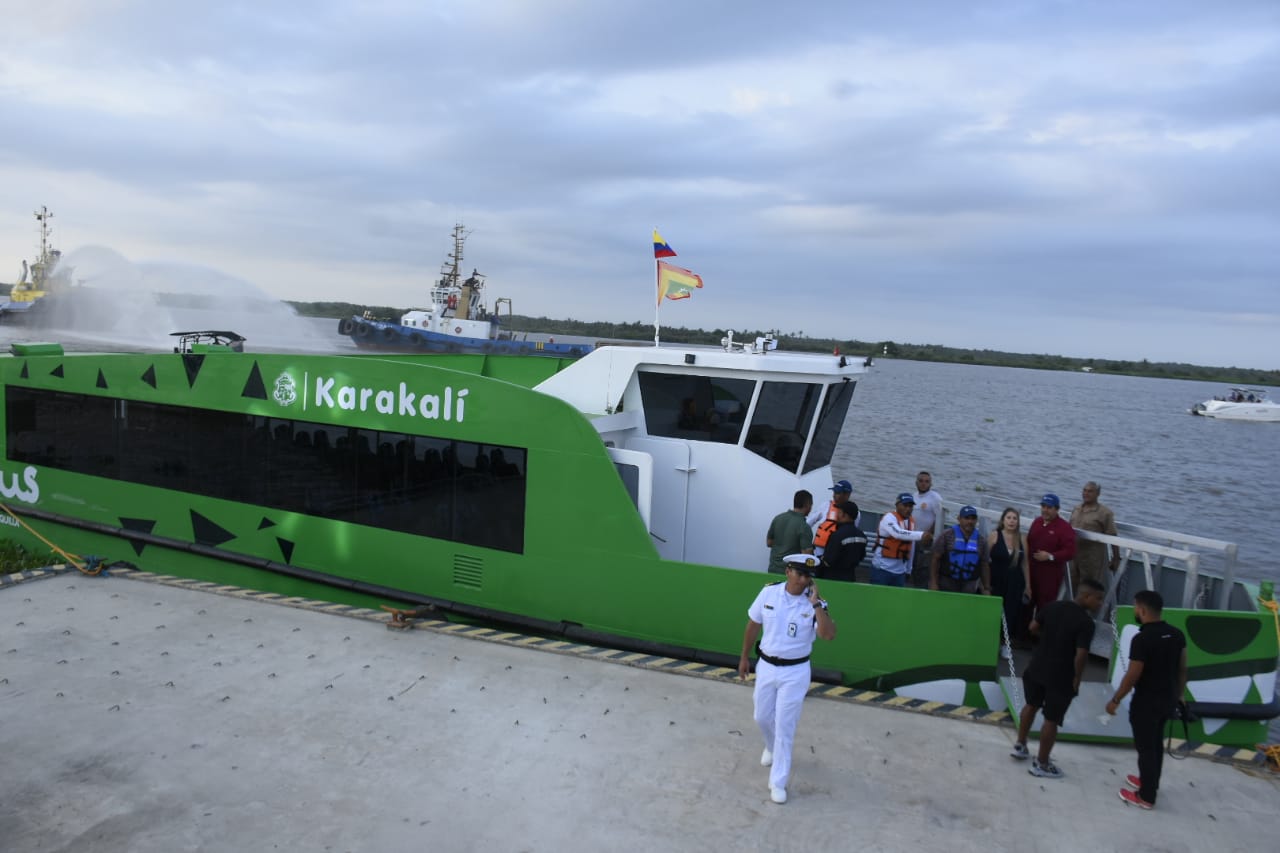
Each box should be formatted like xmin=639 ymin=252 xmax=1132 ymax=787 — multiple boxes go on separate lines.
xmin=338 ymin=318 xmax=354 ymax=335
xmin=355 ymin=322 xmax=372 ymax=337
xmin=454 ymin=326 xmax=462 ymax=334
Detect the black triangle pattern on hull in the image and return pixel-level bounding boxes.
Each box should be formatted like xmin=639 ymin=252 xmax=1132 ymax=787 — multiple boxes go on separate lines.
xmin=50 ymin=364 xmax=64 ymax=378
xmin=19 ymin=361 xmax=28 ymax=379
xmin=182 ymin=353 xmax=206 ymax=388
xmin=141 ymin=365 xmax=158 ymax=389
xmin=119 ymin=517 xmax=158 ymax=557
xmin=190 ymin=510 xmax=236 ymax=547
xmin=96 ymin=369 xmax=108 ymax=389
xmin=242 ymin=362 xmax=268 ymax=400
xmin=258 ymin=517 xmax=276 ymax=530
xmin=276 ymin=537 xmax=295 ymax=563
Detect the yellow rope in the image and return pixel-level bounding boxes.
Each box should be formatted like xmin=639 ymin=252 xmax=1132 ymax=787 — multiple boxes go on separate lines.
xmin=0 ymin=502 xmax=103 ymax=576
xmin=1260 ymin=595 xmax=1279 ymax=645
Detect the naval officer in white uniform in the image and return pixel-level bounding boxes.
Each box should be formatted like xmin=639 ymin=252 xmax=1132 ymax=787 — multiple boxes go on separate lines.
xmin=738 ymin=553 xmax=837 ymax=804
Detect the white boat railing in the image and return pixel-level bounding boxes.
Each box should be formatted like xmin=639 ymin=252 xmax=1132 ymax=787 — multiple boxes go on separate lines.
xmin=947 ymin=496 xmax=1236 ymax=610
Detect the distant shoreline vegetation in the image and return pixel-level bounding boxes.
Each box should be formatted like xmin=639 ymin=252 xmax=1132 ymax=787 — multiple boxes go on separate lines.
xmin=293 ymin=300 xmax=1277 ymax=385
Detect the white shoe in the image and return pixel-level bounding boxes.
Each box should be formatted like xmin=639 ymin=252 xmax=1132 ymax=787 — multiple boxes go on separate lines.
xmin=760 ymin=748 xmax=773 ymax=767
xmin=770 ymin=786 xmax=787 ymax=804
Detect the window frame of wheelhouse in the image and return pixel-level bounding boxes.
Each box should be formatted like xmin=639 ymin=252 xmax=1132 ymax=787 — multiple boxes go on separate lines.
xmin=636 ymin=371 xmax=855 ymax=474
xmin=4 ymin=386 xmax=528 ymax=554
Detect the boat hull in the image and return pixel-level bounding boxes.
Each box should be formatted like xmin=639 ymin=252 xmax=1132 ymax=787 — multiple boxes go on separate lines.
xmin=1192 ymin=400 xmax=1280 ymax=421
xmin=339 ymin=316 xmax=590 ymax=358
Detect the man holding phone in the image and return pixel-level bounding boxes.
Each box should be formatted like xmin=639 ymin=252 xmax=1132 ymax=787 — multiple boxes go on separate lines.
xmin=738 ymin=553 xmax=837 ymax=804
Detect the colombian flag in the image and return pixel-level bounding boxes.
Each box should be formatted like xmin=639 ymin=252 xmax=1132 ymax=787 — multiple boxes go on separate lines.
xmin=653 ymin=229 xmax=677 ymax=259
xmin=657 ymin=261 xmax=703 ymax=306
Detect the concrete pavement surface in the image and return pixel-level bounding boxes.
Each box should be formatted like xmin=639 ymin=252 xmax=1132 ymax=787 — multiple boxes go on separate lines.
xmin=2 ymin=572 xmax=1276 ymax=853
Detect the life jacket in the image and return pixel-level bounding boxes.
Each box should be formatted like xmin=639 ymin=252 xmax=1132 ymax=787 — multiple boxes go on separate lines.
xmin=946 ymin=525 xmax=980 ymax=581
xmin=878 ymin=513 xmax=914 ymax=561
xmin=812 ymin=502 xmax=841 ymax=549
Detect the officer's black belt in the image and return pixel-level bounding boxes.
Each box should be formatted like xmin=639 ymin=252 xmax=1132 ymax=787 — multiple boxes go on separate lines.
xmin=756 ymin=644 xmax=810 ymax=667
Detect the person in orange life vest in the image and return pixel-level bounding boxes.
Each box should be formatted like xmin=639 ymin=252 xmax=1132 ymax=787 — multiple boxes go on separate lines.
xmin=871 ymin=493 xmax=933 ymax=587
xmin=930 ymin=505 xmax=991 ymax=593
xmin=808 ymin=479 xmax=856 ymax=556
xmin=1026 ymin=493 xmax=1076 ymax=617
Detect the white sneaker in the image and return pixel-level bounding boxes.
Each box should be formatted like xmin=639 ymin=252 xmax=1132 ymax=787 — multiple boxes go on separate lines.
xmin=770 ymin=786 xmax=787 ymax=804
xmin=760 ymin=748 xmax=773 ymax=767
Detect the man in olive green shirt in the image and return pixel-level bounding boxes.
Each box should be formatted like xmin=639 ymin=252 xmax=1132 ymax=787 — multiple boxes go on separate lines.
xmin=766 ymin=490 xmax=814 ymax=573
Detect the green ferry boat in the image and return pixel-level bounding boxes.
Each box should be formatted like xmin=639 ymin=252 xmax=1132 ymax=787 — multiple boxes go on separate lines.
xmin=0 ymin=332 xmax=1274 ymax=747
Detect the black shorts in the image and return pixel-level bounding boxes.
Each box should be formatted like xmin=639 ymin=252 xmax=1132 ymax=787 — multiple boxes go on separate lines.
xmin=1022 ymin=676 xmax=1074 ymax=726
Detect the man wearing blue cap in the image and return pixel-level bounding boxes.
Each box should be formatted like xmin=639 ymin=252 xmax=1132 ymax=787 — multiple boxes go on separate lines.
xmin=930 ymin=505 xmax=991 ymax=593
xmin=1026 ymin=493 xmax=1076 ymax=618
xmin=870 ymin=493 xmax=934 ymax=586
xmin=809 ymin=479 xmax=858 ymax=557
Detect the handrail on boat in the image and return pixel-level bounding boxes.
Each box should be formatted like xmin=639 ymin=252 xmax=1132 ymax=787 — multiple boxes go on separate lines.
xmin=940 ymin=499 xmax=1213 ymax=610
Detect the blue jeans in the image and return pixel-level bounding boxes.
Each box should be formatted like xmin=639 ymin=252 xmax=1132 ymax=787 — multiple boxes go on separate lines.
xmin=871 ymin=567 xmax=907 ymax=587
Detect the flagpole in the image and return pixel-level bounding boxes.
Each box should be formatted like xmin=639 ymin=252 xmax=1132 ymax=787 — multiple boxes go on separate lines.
xmin=654 ymin=258 xmax=661 ymax=347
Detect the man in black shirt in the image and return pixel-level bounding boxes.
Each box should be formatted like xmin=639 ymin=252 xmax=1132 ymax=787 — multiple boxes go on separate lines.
xmin=1009 ymin=578 xmax=1105 ymax=778
xmin=819 ymin=501 xmax=867 ymax=583
xmin=1106 ymin=590 xmax=1188 ymax=809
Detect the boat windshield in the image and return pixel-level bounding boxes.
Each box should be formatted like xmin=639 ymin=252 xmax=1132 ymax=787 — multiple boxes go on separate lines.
xmin=804 ymin=380 xmax=855 ymax=473
xmin=638 ymin=373 xmax=754 ymax=444
xmin=745 ymin=381 xmax=822 ymax=473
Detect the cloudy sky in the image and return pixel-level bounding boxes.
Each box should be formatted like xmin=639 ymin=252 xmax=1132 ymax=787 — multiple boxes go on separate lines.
xmin=2 ymin=1 xmax=1277 ymax=369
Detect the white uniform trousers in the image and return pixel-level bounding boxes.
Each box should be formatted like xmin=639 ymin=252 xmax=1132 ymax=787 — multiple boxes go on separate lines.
xmin=753 ymin=658 xmax=811 ymax=790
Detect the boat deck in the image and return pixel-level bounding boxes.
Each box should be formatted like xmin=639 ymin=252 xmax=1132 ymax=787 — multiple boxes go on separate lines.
xmin=2 ymin=569 xmax=1276 ymax=852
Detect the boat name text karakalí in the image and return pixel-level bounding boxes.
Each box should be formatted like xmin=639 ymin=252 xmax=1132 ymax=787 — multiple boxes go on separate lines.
xmin=0 ymin=465 xmax=39 ymax=504
xmin=276 ymin=372 xmax=471 ymax=423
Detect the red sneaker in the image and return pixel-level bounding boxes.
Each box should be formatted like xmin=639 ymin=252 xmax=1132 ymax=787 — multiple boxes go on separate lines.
xmin=1119 ymin=788 xmax=1153 ymax=810
xmin=1124 ymin=774 xmax=1141 ymax=791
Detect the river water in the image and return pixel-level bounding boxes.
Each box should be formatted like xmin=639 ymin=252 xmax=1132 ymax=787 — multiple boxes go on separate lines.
xmin=836 ymin=358 xmax=1279 ymax=586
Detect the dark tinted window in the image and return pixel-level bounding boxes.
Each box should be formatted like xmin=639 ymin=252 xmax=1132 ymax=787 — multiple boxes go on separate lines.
xmin=804 ymin=380 xmax=856 ymax=473
xmin=745 ymin=381 xmax=821 ymax=472
xmin=5 ymin=387 xmax=525 ymax=553
xmin=638 ymin=372 xmax=754 ymax=444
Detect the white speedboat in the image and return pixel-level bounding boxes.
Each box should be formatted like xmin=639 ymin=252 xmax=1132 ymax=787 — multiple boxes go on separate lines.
xmin=1191 ymin=387 xmax=1280 ymax=421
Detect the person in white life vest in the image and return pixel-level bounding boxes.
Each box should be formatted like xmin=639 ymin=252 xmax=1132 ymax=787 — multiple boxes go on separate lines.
xmin=738 ymin=553 xmax=837 ymax=805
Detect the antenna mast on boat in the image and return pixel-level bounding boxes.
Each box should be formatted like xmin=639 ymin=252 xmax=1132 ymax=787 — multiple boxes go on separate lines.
xmin=34 ymin=206 xmax=53 ymax=266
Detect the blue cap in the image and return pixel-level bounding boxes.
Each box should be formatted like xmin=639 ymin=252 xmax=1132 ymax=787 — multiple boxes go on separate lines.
xmin=1040 ymin=493 xmax=1060 ymax=508
xmin=831 ymin=479 xmax=853 ymax=493
xmin=897 ymin=492 xmax=915 ymax=505
xmin=958 ymin=505 xmax=978 ymax=517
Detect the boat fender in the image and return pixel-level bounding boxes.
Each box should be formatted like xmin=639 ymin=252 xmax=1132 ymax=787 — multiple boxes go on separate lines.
xmin=382 ymin=328 xmax=397 ymax=343
xmin=338 ymin=318 xmax=354 ymax=335
xmin=355 ymin=322 xmax=371 ymax=337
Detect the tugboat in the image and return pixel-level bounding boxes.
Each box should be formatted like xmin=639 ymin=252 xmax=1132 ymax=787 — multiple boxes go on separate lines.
xmin=338 ymin=224 xmax=591 ymax=357
xmin=1 ymin=206 xmax=73 ymax=322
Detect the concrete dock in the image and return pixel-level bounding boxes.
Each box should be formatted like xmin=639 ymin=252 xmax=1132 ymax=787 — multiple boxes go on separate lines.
xmin=2 ymin=569 xmax=1276 ymax=853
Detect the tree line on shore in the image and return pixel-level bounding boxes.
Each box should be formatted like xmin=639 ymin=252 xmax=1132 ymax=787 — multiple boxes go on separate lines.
xmin=294 ymin=301 xmax=1277 ymax=386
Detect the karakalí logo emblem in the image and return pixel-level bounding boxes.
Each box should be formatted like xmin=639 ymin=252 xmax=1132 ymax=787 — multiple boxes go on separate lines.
xmin=274 ymin=372 xmax=298 ymax=407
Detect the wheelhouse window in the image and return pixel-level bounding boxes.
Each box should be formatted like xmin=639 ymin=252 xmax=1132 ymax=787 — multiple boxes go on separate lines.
xmin=5 ymin=387 xmax=526 ymax=554
xmin=745 ymin=381 xmax=821 ymax=472
xmin=638 ymin=372 xmax=754 ymax=444
xmin=803 ymin=380 xmax=855 ymax=473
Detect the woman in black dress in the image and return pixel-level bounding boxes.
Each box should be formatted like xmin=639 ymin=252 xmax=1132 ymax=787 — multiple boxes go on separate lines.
xmin=987 ymin=507 xmax=1031 ymax=655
